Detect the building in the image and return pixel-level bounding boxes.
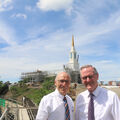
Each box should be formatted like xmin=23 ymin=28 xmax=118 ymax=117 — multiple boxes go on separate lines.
xmin=63 ymin=35 xmax=81 ymax=83
xmin=108 ymin=81 xmax=120 ymax=86
xmin=21 ymin=70 xmax=48 ymax=83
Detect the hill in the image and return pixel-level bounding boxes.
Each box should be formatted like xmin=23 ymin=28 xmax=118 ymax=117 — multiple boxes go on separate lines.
xmin=4 ymin=76 xmax=55 ymax=105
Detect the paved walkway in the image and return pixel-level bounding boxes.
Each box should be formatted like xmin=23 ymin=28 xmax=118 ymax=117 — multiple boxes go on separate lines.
xmin=19 ymin=108 xmax=29 ymax=120
xmin=5 ymin=100 xmax=30 ymax=120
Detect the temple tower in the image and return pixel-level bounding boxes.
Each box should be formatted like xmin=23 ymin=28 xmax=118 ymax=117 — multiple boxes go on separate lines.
xmin=63 ymin=35 xmax=81 ymax=83
xmin=69 ymin=35 xmax=79 ymax=71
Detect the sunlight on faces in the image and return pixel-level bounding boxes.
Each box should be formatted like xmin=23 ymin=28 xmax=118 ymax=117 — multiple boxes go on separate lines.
xmin=80 ymin=67 xmax=99 ymax=93
xmin=55 ymin=72 xmax=71 ymax=96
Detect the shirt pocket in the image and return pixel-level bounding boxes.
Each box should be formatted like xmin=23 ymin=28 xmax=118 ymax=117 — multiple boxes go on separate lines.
xmin=71 ymin=106 xmax=74 ymax=113
xmin=78 ymin=103 xmax=88 ymax=119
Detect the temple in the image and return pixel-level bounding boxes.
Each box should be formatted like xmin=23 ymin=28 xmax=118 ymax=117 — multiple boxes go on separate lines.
xmin=63 ymin=35 xmax=81 ymax=83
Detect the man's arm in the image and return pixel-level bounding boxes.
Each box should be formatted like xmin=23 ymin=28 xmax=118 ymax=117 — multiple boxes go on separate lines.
xmin=112 ymin=94 xmax=120 ymax=120
xmin=36 ymin=96 xmax=49 ymax=120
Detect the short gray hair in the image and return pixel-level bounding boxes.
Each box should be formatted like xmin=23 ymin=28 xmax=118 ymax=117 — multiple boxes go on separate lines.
xmin=80 ymin=65 xmax=98 ymax=74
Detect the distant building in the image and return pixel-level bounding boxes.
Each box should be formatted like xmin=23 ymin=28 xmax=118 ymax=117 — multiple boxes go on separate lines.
xmin=108 ymin=81 xmax=120 ymax=86
xmin=21 ymin=70 xmax=48 ymax=83
xmin=99 ymin=81 xmax=104 ymax=85
xmin=116 ymin=81 xmax=120 ymax=86
xmin=63 ymin=35 xmax=81 ymax=83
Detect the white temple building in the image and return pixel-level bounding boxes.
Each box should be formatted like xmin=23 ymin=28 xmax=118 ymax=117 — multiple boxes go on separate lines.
xmin=64 ymin=35 xmax=81 ymax=83
xmin=68 ymin=35 xmax=79 ymax=71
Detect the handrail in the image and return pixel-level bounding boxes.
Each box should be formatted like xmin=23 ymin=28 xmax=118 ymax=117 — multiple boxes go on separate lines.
xmin=0 ymin=107 xmax=8 ymax=120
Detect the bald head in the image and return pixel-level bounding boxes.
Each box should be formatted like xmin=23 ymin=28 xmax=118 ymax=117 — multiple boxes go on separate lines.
xmin=55 ymin=72 xmax=71 ymax=82
xmin=55 ymin=72 xmax=71 ymax=96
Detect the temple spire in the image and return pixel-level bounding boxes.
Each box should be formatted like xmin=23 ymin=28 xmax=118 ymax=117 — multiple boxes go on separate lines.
xmin=72 ymin=35 xmax=74 ymax=47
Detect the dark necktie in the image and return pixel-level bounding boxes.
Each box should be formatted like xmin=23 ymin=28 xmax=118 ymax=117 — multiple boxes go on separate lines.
xmin=63 ymin=96 xmax=70 ymax=120
xmin=88 ymin=93 xmax=95 ymax=120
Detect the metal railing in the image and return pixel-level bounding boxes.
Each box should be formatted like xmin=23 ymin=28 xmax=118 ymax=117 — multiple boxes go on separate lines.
xmin=0 ymin=98 xmax=38 ymax=120
xmin=24 ymin=97 xmax=38 ymax=120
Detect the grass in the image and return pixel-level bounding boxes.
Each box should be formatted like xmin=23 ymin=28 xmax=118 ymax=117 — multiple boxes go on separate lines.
xmin=9 ymin=76 xmax=55 ymax=105
xmin=26 ymin=88 xmax=53 ymax=105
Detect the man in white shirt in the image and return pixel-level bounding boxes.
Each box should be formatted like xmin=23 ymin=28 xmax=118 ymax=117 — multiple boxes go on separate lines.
xmin=36 ymin=72 xmax=74 ymax=120
xmin=75 ymin=65 xmax=120 ymax=120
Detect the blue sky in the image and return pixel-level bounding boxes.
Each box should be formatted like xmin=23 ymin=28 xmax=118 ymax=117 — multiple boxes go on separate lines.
xmin=0 ymin=0 xmax=120 ymax=83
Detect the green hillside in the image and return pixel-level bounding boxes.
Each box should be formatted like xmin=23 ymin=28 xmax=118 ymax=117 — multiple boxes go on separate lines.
xmin=9 ymin=76 xmax=55 ymax=105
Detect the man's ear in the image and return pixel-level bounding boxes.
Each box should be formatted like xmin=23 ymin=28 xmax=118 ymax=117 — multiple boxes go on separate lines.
xmin=54 ymin=80 xmax=56 ymax=86
xmin=96 ymin=73 xmax=99 ymax=80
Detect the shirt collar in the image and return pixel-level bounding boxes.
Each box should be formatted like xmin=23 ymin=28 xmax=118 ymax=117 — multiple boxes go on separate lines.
xmin=87 ymin=86 xmax=101 ymax=97
xmin=93 ymin=86 xmax=101 ymax=97
xmin=54 ymin=89 xmax=65 ymax=99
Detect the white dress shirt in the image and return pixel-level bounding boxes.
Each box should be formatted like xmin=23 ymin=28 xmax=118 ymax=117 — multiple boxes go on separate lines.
xmin=75 ymin=86 xmax=120 ymax=120
xmin=36 ymin=89 xmax=74 ymax=120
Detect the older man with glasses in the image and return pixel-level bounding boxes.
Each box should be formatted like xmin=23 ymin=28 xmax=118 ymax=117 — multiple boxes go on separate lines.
xmin=36 ymin=71 xmax=74 ymax=120
xmin=75 ymin=65 xmax=120 ymax=120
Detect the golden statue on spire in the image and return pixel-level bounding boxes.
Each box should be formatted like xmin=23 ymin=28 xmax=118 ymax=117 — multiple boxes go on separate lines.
xmin=72 ymin=35 xmax=74 ymax=47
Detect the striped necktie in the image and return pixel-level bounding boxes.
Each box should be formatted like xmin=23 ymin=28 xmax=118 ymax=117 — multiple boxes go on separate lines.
xmin=63 ymin=96 xmax=70 ymax=120
xmin=88 ymin=93 xmax=95 ymax=120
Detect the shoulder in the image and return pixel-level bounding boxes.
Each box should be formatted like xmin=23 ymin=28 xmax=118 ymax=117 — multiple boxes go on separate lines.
xmin=99 ymin=87 xmax=119 ymax=100
xmin=75 ymin=90 xmax=88 ymax=107
xmin=100 ymin=87 xmax=117 ymax=96
xmin=40 ymin=91 xmax=55 ymax=103
xmin=76 ymin=90 xmax=88 ymax=100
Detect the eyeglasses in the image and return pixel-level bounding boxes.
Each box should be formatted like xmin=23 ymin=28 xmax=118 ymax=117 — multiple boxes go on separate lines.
xmin=81 ymin=74 xmax=95 ymax=80
xmin=58 ymin=80 xmax=70 ymax=83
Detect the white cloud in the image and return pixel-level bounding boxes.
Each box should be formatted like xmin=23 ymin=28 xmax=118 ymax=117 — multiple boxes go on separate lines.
xmin=94 ymin=60 xmax=120 ymax=81
xmin=70 ymin=10 xmax=120 ymax=48
xmin=36 ymin=0 xmax=73 ymax=12
xmin=0 ymin=57 xmax=39 ymax=82
xmin=0 ymin=0 xmax=13 ymax=12
xmin=25 ymin=6 xmax=36 ymax=12
xmin=26 ymin=26 xmax=49 ymax=40
xmin=25 ymin=6 xmax=33 ymax=11
xmin=0 ymin=21 xmax=17 ymax=45
xmin=11 ymin=13 xmax=27 ymax=19
xmin=73 ymin=0 xmax=119 ymax=16
xmin=0 ymin=43 xmax=64 ymax=82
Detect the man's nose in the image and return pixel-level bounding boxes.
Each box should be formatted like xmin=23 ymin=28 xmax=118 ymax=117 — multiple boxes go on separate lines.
xmin=86 ymin=77 xmax=91 ymax=82
xmin=62 ymin=81 xmax=67 ymax=86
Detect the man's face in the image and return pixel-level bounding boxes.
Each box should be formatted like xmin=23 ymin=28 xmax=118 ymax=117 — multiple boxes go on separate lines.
xmin=80 ymin=67 xmax=98 ymax=92
xmin=55 ymin=72 xmax=70 ymax=96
